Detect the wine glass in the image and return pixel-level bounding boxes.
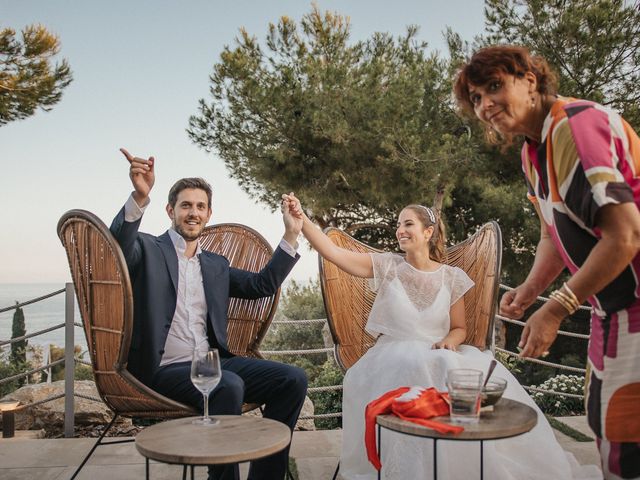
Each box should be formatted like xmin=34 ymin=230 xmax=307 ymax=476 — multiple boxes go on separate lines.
xmin=190 ymin=347 xmax=222 ymax=426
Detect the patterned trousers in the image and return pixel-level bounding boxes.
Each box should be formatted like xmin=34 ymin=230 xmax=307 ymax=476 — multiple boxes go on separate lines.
xmin=586 ymin=301 xmax=640 ymax=479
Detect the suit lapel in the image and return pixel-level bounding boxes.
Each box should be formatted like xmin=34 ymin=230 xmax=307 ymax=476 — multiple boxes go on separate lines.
xmin=158 ymin=232 xmax=178 ymax=293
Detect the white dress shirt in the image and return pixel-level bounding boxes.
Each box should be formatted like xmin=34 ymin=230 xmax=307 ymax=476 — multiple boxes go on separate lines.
xmin=123 ymin=193 xmax=298 ymax=365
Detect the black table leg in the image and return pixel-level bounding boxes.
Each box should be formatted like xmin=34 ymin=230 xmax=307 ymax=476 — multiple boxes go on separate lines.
xmin=181 ymin=465 xmax=187 ymax=480
xmin=145 ymin=458 xmax=149 ymax=480
xmin=377 ymin=424 xmax=382 ymax=480
xmin=190 ymin=465 xmax=195 ymax=480
xmin=433 ymin=439 xmax=438 ymax=480
xmin=480 ymin=441 xmax=484 ymax=480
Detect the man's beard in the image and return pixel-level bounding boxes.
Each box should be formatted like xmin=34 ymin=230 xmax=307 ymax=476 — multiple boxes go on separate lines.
xmin=174 ymin=222 xmax=203 ymax=241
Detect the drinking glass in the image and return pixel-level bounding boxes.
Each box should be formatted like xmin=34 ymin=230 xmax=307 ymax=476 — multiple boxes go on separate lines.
xmin=446 ymin=368 xmax=483 ymax=424
xmin=190 ymin=347 xmax=222 ymax=426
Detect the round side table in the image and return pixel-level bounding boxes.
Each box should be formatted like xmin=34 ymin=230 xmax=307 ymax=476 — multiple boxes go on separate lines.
xmin=135 ymin=415 xmax=291 ymax=479
xmin=376 ymin=398 xmax=538 ymax=480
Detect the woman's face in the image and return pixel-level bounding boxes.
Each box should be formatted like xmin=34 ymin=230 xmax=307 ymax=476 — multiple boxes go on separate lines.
xmin=396 ymin=208 xmax=433 ymax=253
xmin=468 ymin=71 xmax=537 ymax=136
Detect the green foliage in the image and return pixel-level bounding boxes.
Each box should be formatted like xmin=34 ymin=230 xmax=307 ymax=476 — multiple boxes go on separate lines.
xmin=495 ymin=349 xmax=525 ymax=377
xmin=309 ymin=359 xmax=344 ymax=430
xmin=188 ymin=4 xmax=544 ymax=284
xmin=481 ymin=0 xmax=640 ymax=129
xmin=531 ymin=374 xmax=585 ymax=416
xmin=10 ymin=303 xmax=27 ymax=366
xmin=189 ymin=6 xmax=475 ymax=234
xmin=0 ymin=346 xmax=26 ymax=397
xmin=46 ymin=345 xmax=93 ymax=382
xmin=263 ymin=279 xmax=326 ymax=359
xmin=263 ymin=279 xmax=345 ymax=428
xmin=189 ymin=1 xmax=640 ymax=301
xmin=279 ymin=278 xmax=326 ymax=322
xmin=0 ymin=24 xmax=73 ymax=126
xmin=545 ymin=415 xmax=594 ymax=441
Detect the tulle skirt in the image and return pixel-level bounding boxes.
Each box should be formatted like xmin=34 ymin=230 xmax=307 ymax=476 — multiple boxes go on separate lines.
xmin=339 ymin=336 xmax=601 ymax=480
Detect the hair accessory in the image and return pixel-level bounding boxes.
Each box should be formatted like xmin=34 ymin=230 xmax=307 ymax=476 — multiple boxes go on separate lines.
xmin=417 ymin=205 xmax=436 ymax=224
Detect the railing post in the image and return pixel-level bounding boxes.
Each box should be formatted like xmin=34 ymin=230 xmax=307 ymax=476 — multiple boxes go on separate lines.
xmin=64 ymin=282 xmax=75 ymax=438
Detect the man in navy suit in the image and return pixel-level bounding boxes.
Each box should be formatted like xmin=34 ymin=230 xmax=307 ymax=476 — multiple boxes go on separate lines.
xmin=110 ymin=148 xmax=307 ymax=480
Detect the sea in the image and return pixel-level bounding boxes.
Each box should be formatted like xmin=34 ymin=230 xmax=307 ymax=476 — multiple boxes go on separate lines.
xmin=0 ymin=283 xmax=88 ymax=355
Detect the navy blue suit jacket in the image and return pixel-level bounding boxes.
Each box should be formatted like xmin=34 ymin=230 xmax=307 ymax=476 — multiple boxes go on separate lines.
xmin=110 ymin=206 xmax=299 ymax=387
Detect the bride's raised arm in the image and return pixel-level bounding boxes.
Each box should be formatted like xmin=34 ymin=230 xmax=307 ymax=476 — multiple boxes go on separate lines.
xmin=282 ymin=193 xmax=373 ymax=278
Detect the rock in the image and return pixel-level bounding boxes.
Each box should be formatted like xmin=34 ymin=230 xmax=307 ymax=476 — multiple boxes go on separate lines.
xmin=0 ymin=380 xmax=131 ymax=435
xmin=296 ymin=396 xmax=316 ymax=431
xmin=243 ymin=395 xmax=315 ymax=431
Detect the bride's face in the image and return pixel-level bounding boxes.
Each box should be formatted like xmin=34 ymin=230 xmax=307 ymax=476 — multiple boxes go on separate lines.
xmin=396 ymin=209 xmax=433 ymax=253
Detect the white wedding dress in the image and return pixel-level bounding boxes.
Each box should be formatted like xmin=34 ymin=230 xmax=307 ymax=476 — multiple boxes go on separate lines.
xmin=339 ymin=252 xmax=601 ymax=480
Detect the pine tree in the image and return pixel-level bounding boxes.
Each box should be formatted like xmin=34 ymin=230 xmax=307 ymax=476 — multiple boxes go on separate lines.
xmin=10 ymin=302 xmax=27 ymax=366
xmin=0 ymin=24 xmax=73 ymax=126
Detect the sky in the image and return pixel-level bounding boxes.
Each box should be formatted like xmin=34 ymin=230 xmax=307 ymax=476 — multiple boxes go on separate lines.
xmin=0 ymin=0 xmax=484 ymax=285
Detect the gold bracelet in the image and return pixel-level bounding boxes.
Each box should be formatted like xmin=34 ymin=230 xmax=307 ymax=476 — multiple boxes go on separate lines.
xmin=562 ymin=283 xmax=580 ymax=308
xmin=553 ymin=289 xmax=579 ymax=312
xmin=549 ymin=290 xmax=578 ymax=315
xmin=549 ymin=292 xmax=574 ymax=314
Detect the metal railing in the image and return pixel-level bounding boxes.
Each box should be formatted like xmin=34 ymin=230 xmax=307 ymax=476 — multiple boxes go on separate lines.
xmin=1 ymin=283 xmax=79 ymax=437
xmin=1 ymin=283 xmax=590 ymax=436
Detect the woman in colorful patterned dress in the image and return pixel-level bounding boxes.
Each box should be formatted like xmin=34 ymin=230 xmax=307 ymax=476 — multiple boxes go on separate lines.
xmin=454 ymin=45 xmax=640 ymax=480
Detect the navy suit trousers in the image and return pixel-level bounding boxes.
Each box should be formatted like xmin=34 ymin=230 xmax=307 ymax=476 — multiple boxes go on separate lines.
xmin=152 ymin=356 xmax=307 ymax=480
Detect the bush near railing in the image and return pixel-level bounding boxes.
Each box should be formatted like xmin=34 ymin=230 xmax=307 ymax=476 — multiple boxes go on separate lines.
xmin=529 ymin=374 xmax=585 ymax=416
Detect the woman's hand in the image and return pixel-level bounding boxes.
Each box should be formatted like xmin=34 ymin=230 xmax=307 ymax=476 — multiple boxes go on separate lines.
xmin=499 ymin=283 xmax=539 ymax=319
xmin=518 ymin=301 xmax=565 ymax=358
xmin=281 ymin=192 xmax=304 ymax=219
xmin=432 ymin=340 xmax=458 ymax=351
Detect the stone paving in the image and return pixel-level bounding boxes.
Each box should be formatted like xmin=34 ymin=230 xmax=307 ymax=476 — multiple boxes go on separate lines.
xmin=0 ymin=417 xmax=600 ymax=479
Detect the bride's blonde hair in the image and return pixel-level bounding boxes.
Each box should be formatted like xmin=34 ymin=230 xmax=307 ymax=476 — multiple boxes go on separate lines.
xmin=403 ymin=205 xmax=446 ymax=263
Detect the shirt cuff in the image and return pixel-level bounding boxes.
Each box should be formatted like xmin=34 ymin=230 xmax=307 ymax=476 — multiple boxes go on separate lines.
xmin=124 ymin=193 xmax=149 ymax=222
xmin=279 ymin=238 xmax=299 ymax=258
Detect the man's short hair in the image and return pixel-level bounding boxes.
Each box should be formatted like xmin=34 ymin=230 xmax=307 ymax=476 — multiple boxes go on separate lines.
xmin=168 ymin=178 xmax=212 ymax=209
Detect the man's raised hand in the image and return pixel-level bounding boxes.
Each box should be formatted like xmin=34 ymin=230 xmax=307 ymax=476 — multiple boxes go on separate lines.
xmin=120 ymin=147 xmax=155 ymax=205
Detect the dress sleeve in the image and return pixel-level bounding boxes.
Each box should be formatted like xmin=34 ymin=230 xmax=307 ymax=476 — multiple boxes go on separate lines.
xmin=555 ymin=104 xmax=635 ymax=228
xmin=450 ymin=267 xmax=474 ymax=305
xmin=368 ymin=252 xmax=394 ymax=292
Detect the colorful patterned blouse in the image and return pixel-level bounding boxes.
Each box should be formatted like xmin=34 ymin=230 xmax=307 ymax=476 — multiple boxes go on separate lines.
xmin=521 ymin=96 xmax=640 ymax=315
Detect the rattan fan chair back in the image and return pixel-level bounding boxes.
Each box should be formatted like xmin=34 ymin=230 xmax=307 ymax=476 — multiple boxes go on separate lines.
xmin=58 ymin=211 xmax=281 ymax=478
xmin=199 ymin=223 xmax=280 ymax=358
xmin=319 ymin=221 xmax=502 ymax=372
xmin=58 ymin=210 xmax=196 ymax=419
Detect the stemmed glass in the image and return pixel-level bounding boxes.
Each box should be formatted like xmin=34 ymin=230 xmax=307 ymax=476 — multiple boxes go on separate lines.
xmin=190 ymin=347 xmax=222 ymax=426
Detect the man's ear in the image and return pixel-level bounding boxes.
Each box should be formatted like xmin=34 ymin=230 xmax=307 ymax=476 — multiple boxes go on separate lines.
xmin=166 ymin=203 xmax=174 ymax=220
xmin=205 ymin=207 xmax=212 ymax=223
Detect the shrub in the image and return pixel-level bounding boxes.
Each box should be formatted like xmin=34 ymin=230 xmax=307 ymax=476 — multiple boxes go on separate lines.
xmin=530 ymin=374 xmax=585 ymax=416
xmin=309 ymin=359 xmax=344 ymax=430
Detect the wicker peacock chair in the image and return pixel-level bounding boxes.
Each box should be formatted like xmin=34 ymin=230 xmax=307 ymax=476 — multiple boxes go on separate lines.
xmin=319 ymin=221 xmax=503 ymax=372
xmin=58 ymin=210 xmax=280 ymax=479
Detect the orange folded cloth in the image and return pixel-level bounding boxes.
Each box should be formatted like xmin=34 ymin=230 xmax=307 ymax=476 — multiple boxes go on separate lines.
xmin=364 ymin=386 xmax=464 ymax=471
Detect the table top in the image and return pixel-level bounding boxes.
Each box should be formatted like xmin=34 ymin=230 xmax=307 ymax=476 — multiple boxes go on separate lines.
xmin=135 ymin=415 xmax=291 ymax=465
xmin=377 ymin=398 xmax=537 ymax=441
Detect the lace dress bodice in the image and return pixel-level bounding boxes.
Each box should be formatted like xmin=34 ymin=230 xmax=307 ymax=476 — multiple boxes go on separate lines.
xmin=365 ymin=252 xmax=474 ymax=341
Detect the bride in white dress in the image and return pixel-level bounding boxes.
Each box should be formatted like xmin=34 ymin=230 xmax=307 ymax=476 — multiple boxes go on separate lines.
xmin=283 ymin=195 xmax=600 ymax=480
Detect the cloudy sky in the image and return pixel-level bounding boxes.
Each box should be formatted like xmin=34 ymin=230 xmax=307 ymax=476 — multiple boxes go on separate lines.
xmin=0 ymin=0 xmax=484 ymax=285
